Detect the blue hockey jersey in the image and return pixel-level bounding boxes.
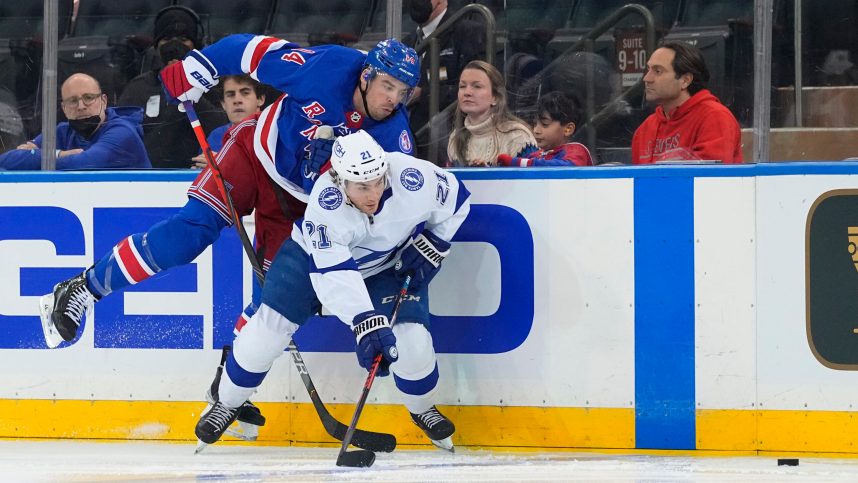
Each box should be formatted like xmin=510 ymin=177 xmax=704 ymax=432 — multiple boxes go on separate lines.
xmin=198 ymin=34 xmax=415 ymax=201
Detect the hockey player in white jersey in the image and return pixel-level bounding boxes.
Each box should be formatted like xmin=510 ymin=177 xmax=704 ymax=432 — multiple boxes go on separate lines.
xmin=195 ymin=130 xmax=471 ymax=452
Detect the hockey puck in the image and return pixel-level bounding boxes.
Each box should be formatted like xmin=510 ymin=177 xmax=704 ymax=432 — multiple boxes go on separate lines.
xmin=777 ymin=458 xmax=799 ymax=466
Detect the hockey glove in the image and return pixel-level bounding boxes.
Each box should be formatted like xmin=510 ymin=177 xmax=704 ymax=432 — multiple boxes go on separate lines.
xmin=395 ymin=231 xmax=451 ymax=290
xmin=159 ymin=50 xmax=219 ymax=105
xmin=303 ymin=138 xmax=334 ymax=182
xmin=353 ymin=310 xmax=398 ymax=376
xmin=301 ymin=126 xmax=335 ymax=191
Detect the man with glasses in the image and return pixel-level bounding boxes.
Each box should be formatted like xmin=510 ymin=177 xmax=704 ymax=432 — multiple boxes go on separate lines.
xmin=0 ymin=73 xmax=151 ymax=170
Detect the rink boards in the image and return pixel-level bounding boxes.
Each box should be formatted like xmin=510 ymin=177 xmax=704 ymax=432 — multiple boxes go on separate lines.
xmin=2 ymin=163 xmax=858 ymax=453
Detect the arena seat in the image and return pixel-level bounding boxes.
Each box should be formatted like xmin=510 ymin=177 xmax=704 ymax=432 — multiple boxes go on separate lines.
xmin=268 ymin=0 xmax=371 ymax=46
xmin=0 ymin=0 xmax=74 ymax=139
xmin=546 ymin=0 xmax=681 ymax=64
xmin=57 ymin=36 xmax=131 ymax=106
xmin=502 ymin=0 xmax=572 ymax=32
xmin=174 ymin=0 xmax=275 ymax=41
xmin=664 ymin=0 xmax=755 ymax=125
xmin=0 ymin=0 xmax=73 ymax=40
xmin=72 ymin=0 xmax=173 ymax=39
xmin=65 ymin=1 xmax=178 ymax=109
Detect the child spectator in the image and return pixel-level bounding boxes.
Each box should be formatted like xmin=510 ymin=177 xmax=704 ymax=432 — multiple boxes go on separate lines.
xmin=497 ymin=92 xmax=593 ymax=167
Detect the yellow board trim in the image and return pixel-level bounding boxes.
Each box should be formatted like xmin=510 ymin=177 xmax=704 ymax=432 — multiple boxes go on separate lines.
xmin=4 ymin=401 xmax=858 ymax=454
xmin=698 ymin=409 xmax=858 ymax=453
xmin=0 ymin=400 xmax=634 ymax=449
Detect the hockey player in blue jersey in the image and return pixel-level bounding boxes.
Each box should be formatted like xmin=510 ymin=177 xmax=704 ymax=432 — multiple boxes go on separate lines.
xmin=194 ymin=130 xmax=471 ymax=453
xmin=39 ymin=36 xmax=420 ymax=439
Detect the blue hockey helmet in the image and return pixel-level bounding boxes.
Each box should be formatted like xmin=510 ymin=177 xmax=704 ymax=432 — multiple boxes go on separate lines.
xmin=364 ymin=39 xmax=420 ymax=89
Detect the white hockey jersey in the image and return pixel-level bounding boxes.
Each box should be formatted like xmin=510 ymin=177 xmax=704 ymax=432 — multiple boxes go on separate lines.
xmin=294 ymin=152 xmax=471 ymax=325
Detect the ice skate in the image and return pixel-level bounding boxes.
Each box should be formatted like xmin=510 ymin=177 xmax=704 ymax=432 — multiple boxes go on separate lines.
xmin=205 ymin=390 xmax=266 ymax=442
xmin=411 ymin=406 xmax=455 ymax=453
xmin=39 ymin=271 xmax=97 ymax=348
xmin=194 ymin=400 xmax=241 ymax=452
xmin=195 ymin=346 xmax=267 ymax=453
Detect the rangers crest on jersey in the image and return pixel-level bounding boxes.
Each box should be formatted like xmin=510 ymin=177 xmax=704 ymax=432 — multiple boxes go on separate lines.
xmin=400 ymin=167 xmax=424 ymax=191
xmin=398 ymin=130 xmax=412 ymax=153
xmin=318 ymin=186 xmax=343 ymax=210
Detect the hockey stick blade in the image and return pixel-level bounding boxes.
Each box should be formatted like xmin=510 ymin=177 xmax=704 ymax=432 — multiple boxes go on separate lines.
xmin=315 ymin=395 xmax=396 ymax=452
xmin=334 ymin=275 xmax=412 ymax=468
xmin=336 ymin=448 xmax=376 ymax=468
xmin=289 ymin=343 xmax=396 ymax=453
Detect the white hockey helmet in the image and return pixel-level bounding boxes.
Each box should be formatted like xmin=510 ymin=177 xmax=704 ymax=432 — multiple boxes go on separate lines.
xmin=330 ymin=130 xmax=388 ymax=183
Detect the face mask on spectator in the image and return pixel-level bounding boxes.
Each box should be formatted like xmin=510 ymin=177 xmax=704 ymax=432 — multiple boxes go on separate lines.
xmin=69 ymin=115 xmax=102 ymax=140
xmin=159 ymin=39 xmax=192 ymax=66
xmin=409 ymin=0 xmax=433 ymax=24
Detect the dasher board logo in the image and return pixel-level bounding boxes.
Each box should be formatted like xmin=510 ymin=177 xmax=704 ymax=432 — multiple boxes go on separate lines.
xmin=806 ymin=189 xmax=858 ymax=369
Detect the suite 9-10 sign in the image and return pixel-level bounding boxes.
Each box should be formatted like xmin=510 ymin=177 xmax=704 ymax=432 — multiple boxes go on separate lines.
xmin=615 ymin=30 xmax=648 ymax=88
xmin=806 ymin=189 xmax=858 ymax=369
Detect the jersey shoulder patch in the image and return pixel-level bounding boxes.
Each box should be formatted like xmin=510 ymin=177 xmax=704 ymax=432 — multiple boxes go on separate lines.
xmin=398 ymin=129 xmax=412 ymax=153
xmin=400 ymin=167 xmax=424 ymax=191
xmin=318 ymin=186 xmax=343 ymax=210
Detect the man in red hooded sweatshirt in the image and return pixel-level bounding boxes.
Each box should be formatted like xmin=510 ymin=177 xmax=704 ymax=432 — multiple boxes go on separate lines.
xmin=631 ymin=41 xmax=742 ymax=164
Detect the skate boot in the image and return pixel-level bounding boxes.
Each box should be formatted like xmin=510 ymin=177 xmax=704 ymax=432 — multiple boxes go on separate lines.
xmin=410 ymin=406 xmax=456 ymax=453
xmin=195 ymin=400 xmax=241 ymax=450
xmin=39 ymin=271 xmax=98 ymax=348
xmin=196 ymin=346 xmax=266 ymax=453
xmin=205 ymin=390 xmax=266 ymax=441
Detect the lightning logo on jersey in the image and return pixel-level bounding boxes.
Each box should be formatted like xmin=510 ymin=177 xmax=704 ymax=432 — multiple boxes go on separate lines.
xmin=318 ymin=187 xmax=343 ymax=210
xmin=400 ymin=167 xmax=424 ymax=191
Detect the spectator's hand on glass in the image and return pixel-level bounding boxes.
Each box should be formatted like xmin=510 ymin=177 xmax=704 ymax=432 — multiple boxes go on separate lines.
xmin=469 ymin=158 xmax=491 ymax=167
xmin=191 ymin=152 xmax=215 ymax=169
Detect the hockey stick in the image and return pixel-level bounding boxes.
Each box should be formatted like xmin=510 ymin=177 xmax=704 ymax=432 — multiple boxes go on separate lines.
xmin=182 ymin=101 xmax=396 ymax=453
xmin=336 ymin=274 xmax=412 ymax=468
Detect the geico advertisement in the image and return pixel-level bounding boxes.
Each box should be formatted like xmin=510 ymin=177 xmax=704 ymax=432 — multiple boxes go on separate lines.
xmin=0 ymin=177 xmax=534 ymax=355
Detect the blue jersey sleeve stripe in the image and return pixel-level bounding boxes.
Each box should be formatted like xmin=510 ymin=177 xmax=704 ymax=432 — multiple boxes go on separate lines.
xmin=309 ymin=256 xmax=359 ymax=274
xmin=454 ymin=182 xmax=471 ymax=212
xmin=187 ymin=50 xmax=218 ymax=77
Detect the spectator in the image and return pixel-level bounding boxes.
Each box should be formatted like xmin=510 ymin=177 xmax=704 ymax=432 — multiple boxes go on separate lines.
xmin=632 ymin=41 xmax=742 ymax=164
xmin=0 ymin=86 xmax=25 ymax=154
xmin=0 ymin=73 xmax=150 ymax=170
xmin=497 ymin=92 xmax=593 ymax=167
xmin=447 ymin=60 xmax=536 ymax=167
xmin=404 ymin=0 xmax=486 ymax=160
xmin=118 ymin=5 xmax=227 ymax=169
xmin=191 ymin=75 xmax=265 ymax=168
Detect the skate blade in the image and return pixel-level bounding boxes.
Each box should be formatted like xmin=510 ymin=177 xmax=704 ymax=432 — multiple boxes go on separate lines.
xmin=225 ymin=421 xmax=259 ymax=441
xmin=39 ymin=294 xmax=63 ymax=349
xmin=430 ymin=436 xmax=455 ymax=453
xmin=194 ymin=440 xmax=208 ymax=454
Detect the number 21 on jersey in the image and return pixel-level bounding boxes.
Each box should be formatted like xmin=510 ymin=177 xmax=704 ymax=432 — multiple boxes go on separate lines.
xmin=304 ymin=221 xmax=332 ymax=249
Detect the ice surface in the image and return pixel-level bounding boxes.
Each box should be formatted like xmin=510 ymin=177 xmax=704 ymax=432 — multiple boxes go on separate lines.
xmin=2 ymin=440 xmax=858 ymax=482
